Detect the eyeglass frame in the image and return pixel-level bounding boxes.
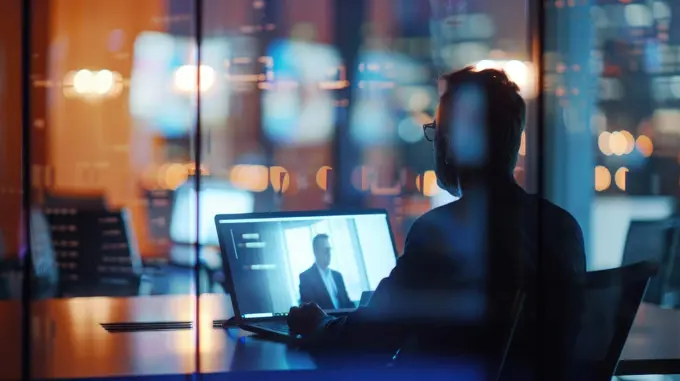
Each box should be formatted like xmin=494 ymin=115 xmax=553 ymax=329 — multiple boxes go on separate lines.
xmin=423 ymin=121 xmax=436 ymax=142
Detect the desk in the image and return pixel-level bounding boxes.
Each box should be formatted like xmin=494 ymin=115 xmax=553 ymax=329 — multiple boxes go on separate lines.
xmin=0 ymin=295 xmax=678 ymax=379
xmin=0 ymin=294 xmax=314 ymax=380
xmin=617 ymin=303 xmax=680 ymax=375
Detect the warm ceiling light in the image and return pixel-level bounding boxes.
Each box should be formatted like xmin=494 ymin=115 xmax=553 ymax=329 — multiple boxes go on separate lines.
xmin=64 ymin=69 xmax=123 ymax=100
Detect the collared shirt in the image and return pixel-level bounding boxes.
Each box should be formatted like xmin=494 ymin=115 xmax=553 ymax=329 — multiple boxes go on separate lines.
xmin=316 ymin=264 xmax=339 ymax=309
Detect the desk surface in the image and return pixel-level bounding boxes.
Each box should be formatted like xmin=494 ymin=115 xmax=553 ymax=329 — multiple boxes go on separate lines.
xmin=0 ymin=294 xmax=678 ymax=380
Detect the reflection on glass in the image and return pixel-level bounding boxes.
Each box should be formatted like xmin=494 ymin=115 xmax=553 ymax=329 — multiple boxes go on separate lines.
xmin=130 ymin=32 xmax=230 ymax=137
xmin=263 ymin=40 xmax=340 ymax=145
xmin=2 ymin=0 xmax=676 ymax=377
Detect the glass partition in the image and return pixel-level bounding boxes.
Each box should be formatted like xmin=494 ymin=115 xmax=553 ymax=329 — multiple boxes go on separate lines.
xmin=1 ymin=0 xmax=677 ymax=378
xmin=0 ymin=1 xmax=25 ymax=380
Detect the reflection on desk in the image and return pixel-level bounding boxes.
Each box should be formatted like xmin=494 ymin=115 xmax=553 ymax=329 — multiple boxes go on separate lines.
xmin=0 ymin=294 xmax=314 ymax=380
xmin=0 ymin=294 xmax=678 ymax=379
xmin=618 ymin=303 xmax=680 ymax=375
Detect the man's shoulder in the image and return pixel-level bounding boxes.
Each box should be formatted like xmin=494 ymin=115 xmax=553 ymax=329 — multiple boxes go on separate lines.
xmin=532 ymin=195 xmax=583 ymax=233
xmin=529 ymin=195 xmax=586 ymax=274
xmin=401 ymin=203 xmax=459 ymax=256
xmin=409 ymin=202 xmax=456 ymax=231
xmin=300 ymin=266 xmax=315 ymax=278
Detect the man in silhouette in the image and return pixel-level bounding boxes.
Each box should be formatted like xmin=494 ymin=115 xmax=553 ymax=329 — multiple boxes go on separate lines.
xmin=288 ymin=68 xmax=586 ymax=378
xmin=299 ymin=234 xmax=354 ymax=310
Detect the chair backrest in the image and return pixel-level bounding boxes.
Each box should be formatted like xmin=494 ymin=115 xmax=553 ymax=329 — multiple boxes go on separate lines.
xmin=571 ymin=260 xmax=657 ymax=380
xmin=24 ymin=208 xmax=60 ymax=299
xmin=46 ymin=207 xmax=143 ymax=297
xmin=45 ymin=193 xmax=106 ymax=210
xmin=621 ymin=220 xmax=676 ymax=304
xmin=0 ymin=231 xmax=8 ymax=299
xmin=393 ymin=290 xmax=525 ymax=381
xmin=664 ymin=217 xmax=680 ymax=299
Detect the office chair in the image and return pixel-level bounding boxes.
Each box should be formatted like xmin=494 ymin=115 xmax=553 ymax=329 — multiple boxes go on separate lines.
xmin=621 ymin=219 xmax=677 ymax=306
xmin=392 ymin=290 xmax=525 ymax=381
xmin=662 ymin=217 xmax=680 ymax=307
xmin=48 ymin=207 xmax=150 ymax=297
xmin=571 ymin=260 xmax=658 ymax=381
xmin=27 ymin=208 xmax=60 ymax=299
xmin=0 ymin=209 xmax=61 ymax=299
xmin=45 ymin=192 xmax=106 ymax=210
xmin=0 ymin=232 xmax=10 ymax=299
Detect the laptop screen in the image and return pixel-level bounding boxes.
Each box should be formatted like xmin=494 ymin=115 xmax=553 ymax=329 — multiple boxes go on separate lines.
xmin=216 ymin=211 xmax=398 ymax=318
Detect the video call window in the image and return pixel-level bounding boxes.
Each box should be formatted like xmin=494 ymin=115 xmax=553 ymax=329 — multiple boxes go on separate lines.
xmin=218 ymin=214 xmax=396 ymax=317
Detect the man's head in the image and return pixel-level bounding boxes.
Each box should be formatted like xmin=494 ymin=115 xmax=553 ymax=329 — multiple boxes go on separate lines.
xmin=312 ymin=233 xmax=331 ymax=270
xmin=431 ymin=67 xmax=526 ymax=196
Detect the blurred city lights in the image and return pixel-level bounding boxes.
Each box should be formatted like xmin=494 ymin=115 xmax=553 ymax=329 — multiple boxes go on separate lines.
xmin=619 ymin=131 xmax=635 ymax=154
xmin=269 ymin=166 xmax=290 ymax=193
xmin=63 ymin=69 xmax=123 ymax=100
xmin=415 ymin=170 xmax=441 ymax=197
xmin=472 ymin=59 xmax=537 ymax=99
xmin=615 ymin=167 xmax=629 ymax=191
xmin=636 ymin=135 xmax=654 ymax=157
xmin=595 ymin=165 xmax=611 ymax=192
xmin=609 ymin=131 xmax=629 ymax=156
xmin=598 ymin=130 xmax=640 ymax=156
xmin=316 ymin=166 xmax=333 ymax=191
xmin=598 ymin=131 xmax=613 ymax=156
xmin=174 ymin=64 xmax=216 ymax=94
xmin=229 ymin=165 xmax=269 ymax=192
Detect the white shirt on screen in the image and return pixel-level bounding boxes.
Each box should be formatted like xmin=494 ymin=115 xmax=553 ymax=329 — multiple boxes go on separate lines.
xmin=316 ymin=264 xmax=339 ymax=309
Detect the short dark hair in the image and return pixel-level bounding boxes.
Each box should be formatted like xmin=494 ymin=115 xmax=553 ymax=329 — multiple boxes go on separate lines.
xmin=437 ymin=67 xmax=526 ymax=173
xmin=312 ymin=233 xmax=329 ymax=250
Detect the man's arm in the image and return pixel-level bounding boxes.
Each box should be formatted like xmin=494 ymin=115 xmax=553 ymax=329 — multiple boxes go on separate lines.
xmin=299 ymin=274 xmax=312 ymax=304
xmin=334 ymin=273 xmax=355 ymax=309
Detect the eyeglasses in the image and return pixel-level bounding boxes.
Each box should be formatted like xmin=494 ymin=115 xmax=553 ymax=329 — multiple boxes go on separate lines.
xmin=423 ymin=121 xmax=436 ymax=142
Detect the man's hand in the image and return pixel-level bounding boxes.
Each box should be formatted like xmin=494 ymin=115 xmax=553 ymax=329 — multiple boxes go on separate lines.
xmin=287 ymin=302 xmax=328 ymax=336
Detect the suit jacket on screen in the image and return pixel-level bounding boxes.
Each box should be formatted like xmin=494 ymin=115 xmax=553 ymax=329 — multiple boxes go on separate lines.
xmin=299 ymin=265 xmax=355 ymax=310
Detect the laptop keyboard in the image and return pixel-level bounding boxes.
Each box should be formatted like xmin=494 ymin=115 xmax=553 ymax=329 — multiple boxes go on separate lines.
xmin=254 ymin=321 xmax=291 ymax=334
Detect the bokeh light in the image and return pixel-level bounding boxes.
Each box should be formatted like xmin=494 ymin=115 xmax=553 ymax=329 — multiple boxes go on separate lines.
xmin=595 ymin=165 xmax=611 ymax=192
xmin=164 ymin=163 xmax=189 ymax=190
xmin=415 ymin=170 xmax=440 ymax=197
xmin=598 ymin=130 xmax=637 ymax=156
xmin=316 ymin=166 xmax=333 ymax=191
xmin=615 ymin=167 xmax=629 ymax=191
xmin=269 ymin=166 xmax=290 ymax=193
xmin=73 ymin=69 xmax=95 ymax=94
xmin=619 ymin=130 xmax=635 ymax=154
xmin=609 ymin=131 xmax=628 ymax=156
xmin=472 ymin=59 xmax=537 ymax=99
xmin=94 ymin=70 xmax=115 ymax=95
xmin=598 ymin=131 xmax=613 ymax=155
xmin=397 ymin=116 xmax=424 ymax=143
xmin=229 ymin=165 xmax=269 ymax=192
xmin=64 ymin=68 xmax=123 ymax=99
xmin=174 ymin=64 xmax=216 ymax=93
xmin=636 ymin=135 xmax=654 ymax=157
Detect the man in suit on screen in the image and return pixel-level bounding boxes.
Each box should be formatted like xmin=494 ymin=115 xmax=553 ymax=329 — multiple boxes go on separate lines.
xmin=299 ymin=234 xmax=355 ymax=310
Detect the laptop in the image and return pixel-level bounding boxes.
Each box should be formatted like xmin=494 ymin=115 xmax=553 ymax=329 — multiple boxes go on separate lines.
xmin=214 ymin=209 xmax=399 ymax=340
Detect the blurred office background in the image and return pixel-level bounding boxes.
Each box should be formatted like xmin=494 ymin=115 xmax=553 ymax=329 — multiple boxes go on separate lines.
xmin=1 ymin=0 xmax=680 ymax=379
